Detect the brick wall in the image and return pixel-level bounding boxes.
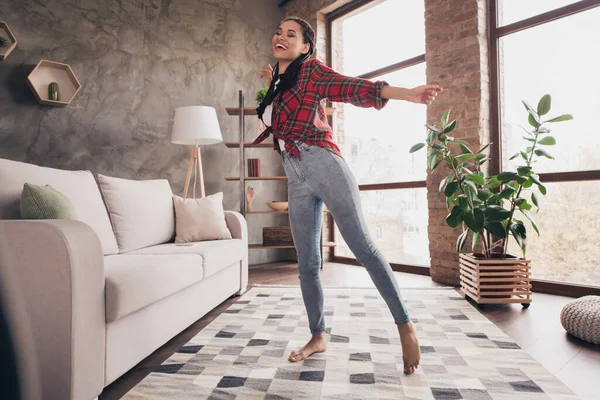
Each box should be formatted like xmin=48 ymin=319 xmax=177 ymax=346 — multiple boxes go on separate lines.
xmin=424 ymin=0 xmax=490 ymax=284
xmin=284 ymin=0 xmax=490 ymax=284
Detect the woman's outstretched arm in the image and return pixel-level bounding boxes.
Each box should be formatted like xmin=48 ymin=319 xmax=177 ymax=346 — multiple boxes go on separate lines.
xmin=311 ymin=59 xmax=442 ymax=109
xmin=381 ymin=85 xmax=442 ymax=105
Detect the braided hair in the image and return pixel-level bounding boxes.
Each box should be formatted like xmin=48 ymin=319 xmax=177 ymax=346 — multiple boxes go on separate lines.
xmin=257 ymin=17 xmax=315 ymax=120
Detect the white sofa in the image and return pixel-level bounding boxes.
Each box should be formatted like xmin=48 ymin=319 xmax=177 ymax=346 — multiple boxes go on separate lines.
xmin=0 ymin=158 xmax=248 ymax=400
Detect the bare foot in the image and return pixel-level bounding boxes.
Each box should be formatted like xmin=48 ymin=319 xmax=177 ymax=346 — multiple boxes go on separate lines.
xmin=397 ymin=321 xmax=420 ymax=374
xmin=288 ymin=332 xmax=327 ymax=362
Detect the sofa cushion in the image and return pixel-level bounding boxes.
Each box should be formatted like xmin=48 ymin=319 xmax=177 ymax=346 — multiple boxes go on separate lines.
xmin=173 ymin=193 xmax=232 ymax=243
xmin=127 ymin=239 xmax=243 ymax=280
xmin=0 ymin=158 xmax=119 ymax=255
xmin=20 ymin=183 xmax=77 ymax=220
xmin=98 ymin=175 xmax=175 ymax=253
xmin=104 ymin=254 xmax=203 ymax=323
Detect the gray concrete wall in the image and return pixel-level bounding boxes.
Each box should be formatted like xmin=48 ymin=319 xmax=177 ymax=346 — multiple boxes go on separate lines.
xmin=0 ymin=0 xmax=292 ymax=264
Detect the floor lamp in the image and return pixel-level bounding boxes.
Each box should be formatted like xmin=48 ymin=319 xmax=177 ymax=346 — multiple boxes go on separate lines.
xmin=171 ymin=106 xmax=223 ymax=198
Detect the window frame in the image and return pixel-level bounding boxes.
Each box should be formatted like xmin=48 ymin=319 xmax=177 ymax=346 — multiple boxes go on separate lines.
xmin=326 ymin=0 xmax=429 ymax=276
xmin=488 ymin=0 xmax=600 ymax=295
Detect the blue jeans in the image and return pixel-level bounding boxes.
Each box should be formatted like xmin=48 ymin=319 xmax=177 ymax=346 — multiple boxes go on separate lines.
xmin=281 ymin=141 xmax=410 ymax=334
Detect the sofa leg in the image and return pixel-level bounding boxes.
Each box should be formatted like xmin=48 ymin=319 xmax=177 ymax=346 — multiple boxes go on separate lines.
xmin=233 ymin=286 xmax=247 ymax=297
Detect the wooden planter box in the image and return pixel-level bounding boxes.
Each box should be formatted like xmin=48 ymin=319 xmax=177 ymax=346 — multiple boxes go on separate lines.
xmin=459 ymin=253 xmax=532 ymax=308
xmin=263 ymin=227 xmax=294 ymax=246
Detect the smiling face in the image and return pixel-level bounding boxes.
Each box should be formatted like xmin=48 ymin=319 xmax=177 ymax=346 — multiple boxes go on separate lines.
xmin=272 ymin=19 xmax=310 ymax=62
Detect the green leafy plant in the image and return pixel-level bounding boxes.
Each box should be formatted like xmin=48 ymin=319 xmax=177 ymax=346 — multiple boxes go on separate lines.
xmin=256 ymin=88 xmax=268 ymax=104
xmin=410 ymin=94 xmax=573 ymax=259
xmin=0 ymin=36 xmax=7 ymax=46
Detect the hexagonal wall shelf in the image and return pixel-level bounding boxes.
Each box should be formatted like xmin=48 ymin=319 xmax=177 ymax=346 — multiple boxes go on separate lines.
xmin=0 ymin=21 xmax=17 ymax=60
xmin=26 ymin=60 xmax=82 ymax=106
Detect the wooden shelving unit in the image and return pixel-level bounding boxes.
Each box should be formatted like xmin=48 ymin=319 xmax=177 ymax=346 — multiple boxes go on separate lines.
xmin=0 ymin=21 xmax=17 ymax=60
xmin=26 ymin=60 xmax=82 ymax=106
xmin=225 ymin=89 xmax=332 ymax=261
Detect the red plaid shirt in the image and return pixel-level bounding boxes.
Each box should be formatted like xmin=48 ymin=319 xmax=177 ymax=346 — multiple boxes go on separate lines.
xmin=252 ymin=59 xmax=389 ymax=160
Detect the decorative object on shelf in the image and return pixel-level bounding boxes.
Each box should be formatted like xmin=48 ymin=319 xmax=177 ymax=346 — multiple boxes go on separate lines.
xmin=248 ymin=158 xmax=261 ymax=177
xmin=48 ymin=82 xmax=59 ymax=101
xmin=245 ymin=186 xmax=255 ymax=212
xmin=256 ymin=88 xmax=268 ymax=104
xmin=0 ymin=22 xmax=17 ymax=60
xmin=263 ymin=226 xmax=294 ymax=246
xmin=267 ymin=201 xmax=288 ymax=212
xmin=171 ymin=106 xmax=223 ymax=198
xmin=411 ymin=94 xmax=573 ymax=308
xmin=26 ymin=60 xmax=81 ymax=106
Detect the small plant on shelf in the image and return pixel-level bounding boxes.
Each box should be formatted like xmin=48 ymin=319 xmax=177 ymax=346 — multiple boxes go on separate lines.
xmin=256 ymin=88 xmax=268 ymax=104
xmin=410 ymin=94 xmax=573 ymax=259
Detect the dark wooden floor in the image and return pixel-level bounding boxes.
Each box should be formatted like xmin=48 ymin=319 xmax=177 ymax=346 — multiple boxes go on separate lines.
xmin=102 ymin=261 xmax=599 ymax=400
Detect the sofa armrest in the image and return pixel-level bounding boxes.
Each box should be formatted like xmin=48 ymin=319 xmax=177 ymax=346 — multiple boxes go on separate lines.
xmin=224 ymin=211 xmax=248 ymax=294
xmin=0 ymin=220 xmax=105 ymax=400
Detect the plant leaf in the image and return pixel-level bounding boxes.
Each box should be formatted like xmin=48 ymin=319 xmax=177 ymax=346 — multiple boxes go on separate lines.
xmin=516 ymin=176 xmax=528 ymax=184
xmin=535 ymin=149 xmax=554 ymax=159
xmin=485 ymin=205 xmax=511 ymax=222
xmin=517 ymin=166 xmax=533 ymax=176
xmin=449 ymin=139 xmax=469 ymax=145
xmin=464 ymin=208 xmax=484 ymax=231
xmin=521 ymin=209 xmax=540 ymax=235
xmin=444 ymin=181 xmax=459 ymax=197
xmin=509 ymin=152 xmax=520 ymax=160
xmin=477 ymin=188 xmax=491 ymax=201
xmin=530 ymin=174 xmax=542 ymax=185
xmin=546 ymin=114 xmax=573 ymax=123
xmin=528 ymin=113 xmax=541 ymax=128
xmin=456 ymin=230 xmax=468 ymax=252
xmin=432 ymin=143 xmax=445 ymax=151
xmin=520 ymin=151 xmax=529 ymax=161
xmin=538 ymin=136 xmax=556 ymax=146
xmin=427 ymin=129 xmax=436 ymax=142
xmin=498 ymin=187 xmax=516 ymax=199
xmin=443 ymin=119 xmax=457 ymax=134
xmin=466 ymin=174 xmax=485 ymax=186
xmin=484 ymin=221 xmax=507 ymax=238
xmin=537 ymin=94 xmax=551 ymax=116
xmin=425 ymin=124 xmax=439 ymax=132
xmin=446 ymin=206 xmax=464 ymax=228
xmin=522 ymin=100 xmax=535 ymax=114
xmin=472 ymin=231 xmax=481 ymax=250
xmin=510 ymin=222 xmax=528 ymax=253
xmin=409 ymin=143 xmax=425 ymax=153
xmin=478 ymin=143 xmax=492 ymax=154
xmin=439 ymin=177 xmax=447 ymax=193
xmin=428 ymin=153 xmax=439 ymax=170
xmin=538 ymin=184 xmax=547 ymax=195
xmin=441 ymin=110 xmax=451 ymax=128
xmin=460 ymin=144 xmax=473 ymax=154
xmin=531 ymin=192 xmax=539 ymax=208
xmin=456 ymin=154 xmax=475 ymax=162
xmin=497 ymin=171 xmax=518 ymax=181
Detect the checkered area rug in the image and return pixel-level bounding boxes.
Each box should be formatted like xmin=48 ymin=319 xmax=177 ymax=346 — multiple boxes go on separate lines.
xmin=123 ymin=285 xmax=576 ymax=399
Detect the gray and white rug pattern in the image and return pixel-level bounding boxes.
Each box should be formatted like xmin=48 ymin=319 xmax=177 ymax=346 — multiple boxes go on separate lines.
xmin=124 ymin=286 xmax=576 ymax=399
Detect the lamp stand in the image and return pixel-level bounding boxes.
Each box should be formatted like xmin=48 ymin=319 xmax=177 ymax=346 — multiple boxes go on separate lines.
xmin=183 ymin=145 xmax=206 ymax=198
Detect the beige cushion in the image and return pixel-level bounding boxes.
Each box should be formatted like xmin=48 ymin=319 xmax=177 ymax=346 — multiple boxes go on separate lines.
xmin=173 ymin=193 xmax=232 ymax=243
xmin=127 ymin=239 xmax=244 ymax=279
xmin=0 ymin=158 xmax=118 ymax=255
xmin=98 ymin=175 xmax=175 ymax=253
xmin=104 ymin=254 xmax=203 ymax=323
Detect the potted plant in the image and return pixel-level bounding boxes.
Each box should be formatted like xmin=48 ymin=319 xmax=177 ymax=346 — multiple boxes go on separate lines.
xmin=256 ymin=88 xmax=268 ymax=105
xmin=410 ymin=94 xmax=573 ymax=308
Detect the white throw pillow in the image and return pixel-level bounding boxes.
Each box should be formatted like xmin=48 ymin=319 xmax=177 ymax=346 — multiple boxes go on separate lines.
xmin=98 ymin=174 xmax=175 ymax=253
xmin=0 ymin=158 xmax=119 ymax=255
xmin=173 ymin=192 xmax=232 ymax=242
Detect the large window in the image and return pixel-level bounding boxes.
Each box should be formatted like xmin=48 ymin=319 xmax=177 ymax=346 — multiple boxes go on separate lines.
xmin=491 ymin=0 xmax=600 ymax=288
xmin=329 ymin=0 xmax=428 ymax=270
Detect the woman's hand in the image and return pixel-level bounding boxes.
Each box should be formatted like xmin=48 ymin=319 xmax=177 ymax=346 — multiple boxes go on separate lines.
xmin=258 ymin=64 xmax=273 ymax=86
xmin=407 ymin=85 xmax=443 ymax=105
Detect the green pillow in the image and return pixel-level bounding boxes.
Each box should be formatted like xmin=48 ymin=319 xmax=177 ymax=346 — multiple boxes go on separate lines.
xmin=20 ymin=183 xmax=77 ymax=220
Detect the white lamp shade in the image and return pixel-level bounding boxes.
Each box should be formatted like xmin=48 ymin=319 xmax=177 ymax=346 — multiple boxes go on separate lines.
xmin=171 ymin=106 xmax=223 ymax=145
